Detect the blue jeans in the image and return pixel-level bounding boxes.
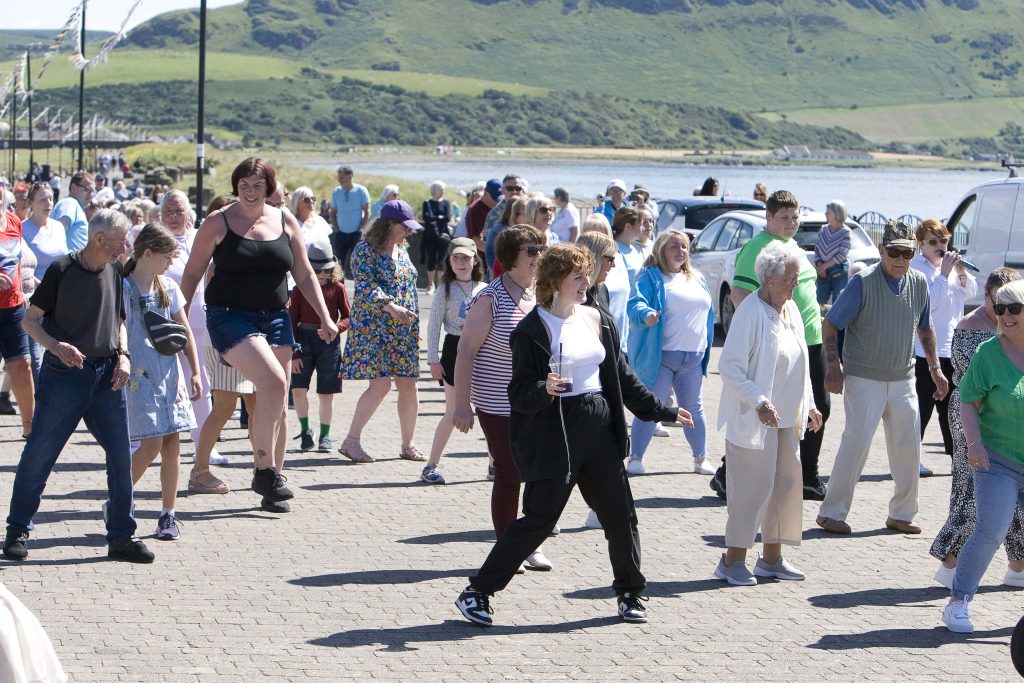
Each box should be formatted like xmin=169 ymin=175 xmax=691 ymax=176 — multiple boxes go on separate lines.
xmin=6 ymin=353 xmax=136 ymax=543
xmin=630 ymin=350 xmax=706 ymax=460
xmin=815 ymin=271 xmax=849 ymax=305
xmin=952 ymin=448 xmax=1024 ymax=600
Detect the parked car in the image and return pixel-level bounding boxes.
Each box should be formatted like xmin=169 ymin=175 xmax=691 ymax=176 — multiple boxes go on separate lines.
xmin=655 ymin=196 xmax=766 ymax=239
xmin=689 ymin=209 xmax=878 ymax=333
xmin=945 ymin=165 xmax=1024 ymax=308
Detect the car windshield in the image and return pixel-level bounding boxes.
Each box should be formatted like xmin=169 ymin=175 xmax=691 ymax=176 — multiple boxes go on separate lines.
xmin=686 ymin=207 xmax=746 ymax=232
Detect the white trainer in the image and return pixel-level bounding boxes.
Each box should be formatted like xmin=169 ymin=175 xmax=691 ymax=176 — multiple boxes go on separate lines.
xmin=942 ymin=599 xmax=974 ymax=633
xmin=1004 ymin=567 xmax=1024 ymax=587
xmin=753 ymin=556 xmax=805 ymax=581
xmin=209 ymin=449 xmax=228 ymax=465
xmin=934 ymin=564 xmax=955 ymax=590
xmin=653 ymin=423 xmax=670 ymax=437
xmin=626 ymin=457 xmax=645 ymax=475
xmin=583 ymin=508 xmax=602 ymax=529
xmin=525 ymin=550 xmax=553 ymax=571
xmin=693 ymin=457 xmax=715 ymax=475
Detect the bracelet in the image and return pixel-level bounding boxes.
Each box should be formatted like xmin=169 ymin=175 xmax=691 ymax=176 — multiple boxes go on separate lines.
xmin=967 ymin=440 xmax=982 ymax=449
xmin=929 ymin=364 xmax=941 ymax=371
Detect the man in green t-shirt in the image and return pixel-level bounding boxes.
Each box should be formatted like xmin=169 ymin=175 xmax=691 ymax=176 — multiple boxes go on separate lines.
xmin=710 ymin=190 xmax=831 ymax=501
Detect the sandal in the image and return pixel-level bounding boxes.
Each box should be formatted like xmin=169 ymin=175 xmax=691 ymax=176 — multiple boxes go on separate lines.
xmin=399 ymin=444 xmax=427 ymax=462
xmin=188 ymin=468 xmax=230 ymax=494
xmin=339 ymin=436 xmax=375 ymax=463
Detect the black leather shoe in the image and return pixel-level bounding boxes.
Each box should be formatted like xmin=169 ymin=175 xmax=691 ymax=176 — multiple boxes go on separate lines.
xmin=803 ymin=481 xmax=827 ymax=501
xmin=108 ymin=536 xmax=155 ymax=563
xmin=3 ymin=531 xmax=28 ymax=561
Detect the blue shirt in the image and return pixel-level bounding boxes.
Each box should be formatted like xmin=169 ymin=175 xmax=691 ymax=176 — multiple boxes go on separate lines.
xmin=826 ymin=269 xmax=931 ymax=331
xmin=601 ymin=199 xmax=631 ymax=225
xmin=331 ymin=184 xmax=370 ymax=234
xmin=51 ymin=197 xmax=89 ymax=251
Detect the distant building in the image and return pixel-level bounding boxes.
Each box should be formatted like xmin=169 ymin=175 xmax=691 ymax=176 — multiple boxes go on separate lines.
xmin=773 ymin=145 xmax=873 ymax=162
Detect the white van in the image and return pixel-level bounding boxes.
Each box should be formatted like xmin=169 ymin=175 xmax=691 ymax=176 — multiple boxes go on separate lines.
xmin=946 ymin=167 xmax=1024 ymax=307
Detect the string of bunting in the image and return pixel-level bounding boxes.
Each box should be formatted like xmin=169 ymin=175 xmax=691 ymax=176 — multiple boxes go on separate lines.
xmin=71 ymin=0 xmax=144 ymax=73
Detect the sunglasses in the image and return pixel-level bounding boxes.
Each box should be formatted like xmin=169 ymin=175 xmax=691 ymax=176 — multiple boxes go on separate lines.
xmin=520 ymin=245 xmax=546 ymax=257
xmin=994 ymin=303 xmax=1023 ymax=316
xmin=504 ymin=185 xmax=524 ymax=193
xmin=885 ymin=247 xmax=915 ymax=260
xmin=538 ymin=206 xmax=554 ymax=214
xmin=926 ymin=237 xmax=948 ymax=246
xmin=602 ymin=255 xmax=616 ymax=264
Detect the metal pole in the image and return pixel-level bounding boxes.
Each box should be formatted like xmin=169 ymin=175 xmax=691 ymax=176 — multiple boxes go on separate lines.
xmin=77 ymin=1 xmax=86 ymax=172
xmin=196 ymin=0 xmax=207 ymax=218
xmin=9 ymin=95 xmax=14 ymax=181
xmin=26 ymin=50 xmax=33 ymax=175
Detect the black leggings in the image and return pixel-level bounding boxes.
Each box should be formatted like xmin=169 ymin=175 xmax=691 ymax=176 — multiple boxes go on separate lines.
xmin=420 ymin=231 xmax=450 ymax=271
xmin=915 ymin=355 xmax=955 ymax=455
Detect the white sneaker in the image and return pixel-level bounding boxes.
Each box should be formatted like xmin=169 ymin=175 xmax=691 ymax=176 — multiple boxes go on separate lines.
xmin=626 ymin=457 xmax=645 ymax=475
xmin=653 ymin=423 xmax=670 ymax=437
xmin=209 ymin=449 xmax=228 ymax=465
xmin=753 ymin=556 xmax=805 ymax=581
xmin=525 ymin=550 xmax=553 ymax=571
xmin=693 ymin=457 xmax=715 ymax=475
xmin=934 ymin=564 xmax=955 ymax=590
xmin=583 ymin=508 xmax=602 ymax=529
xmin=942 ymin=599 xmax=974 ymax=633
xmin=1004 ymin=567 xmax=1024 ymax=587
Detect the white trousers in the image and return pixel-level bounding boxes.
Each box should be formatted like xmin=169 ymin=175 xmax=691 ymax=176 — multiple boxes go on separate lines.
xmin=819 ymin=374 xmax=921 ymax=523
xmin=725 ymin=427 xmax=803 ymax=548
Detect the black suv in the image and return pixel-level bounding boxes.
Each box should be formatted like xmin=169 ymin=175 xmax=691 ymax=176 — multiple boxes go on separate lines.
xmin=656 ymin=197 xmax=766 ymax=239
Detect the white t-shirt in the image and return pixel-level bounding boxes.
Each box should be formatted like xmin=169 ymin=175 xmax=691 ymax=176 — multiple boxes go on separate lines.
xmin=300 ymin=215 xmax=332 ymax=246
xmin=538 ymin=307 xmax=605 ymax=397
xmin=124 ymin=275 xmax=186 ymax=329
xmin=661 ymin=272 xmax=712 ymax=353
xmin=550 ymin=203 xmax=580 ymax=243
xmin=767 ymin=300 xmax=807 ymax=428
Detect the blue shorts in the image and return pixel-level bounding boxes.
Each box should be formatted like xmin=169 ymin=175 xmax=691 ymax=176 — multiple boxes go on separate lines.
xmin=0 ymin=306 xmax=30 ymax=361
xmin=290 ymin=326 xmax=342 ymax=394
xmin=205 ymin=305 xmax=295 ymax=354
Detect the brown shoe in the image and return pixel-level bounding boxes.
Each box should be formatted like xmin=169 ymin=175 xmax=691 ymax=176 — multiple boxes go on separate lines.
xmin=816 ymin=515 xmax=852 ymax=535
xmin=885 ymin=517 xmax=922 ymax=534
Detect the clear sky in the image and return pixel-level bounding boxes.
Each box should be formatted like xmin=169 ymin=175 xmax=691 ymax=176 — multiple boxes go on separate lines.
xmin=8 ymin=1 xmax=243 ymax=33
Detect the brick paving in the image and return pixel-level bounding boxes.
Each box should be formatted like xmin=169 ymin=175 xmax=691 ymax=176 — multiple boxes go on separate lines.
xmin=0 ymin=291 xmax=1020 ymax=681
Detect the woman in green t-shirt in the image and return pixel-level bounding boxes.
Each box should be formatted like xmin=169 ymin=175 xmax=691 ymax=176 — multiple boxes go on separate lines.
xmin=942 ymin=279 xmax=1024 ymax=635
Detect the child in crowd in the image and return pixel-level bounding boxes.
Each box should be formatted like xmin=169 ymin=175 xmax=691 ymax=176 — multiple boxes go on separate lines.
xmin=289 ymin=237 xmax=351 ymax=452
xmin=122 ymin=224 xmax=202 ymax=541
xmin=422 ymin=238 xmax=487 ymax=484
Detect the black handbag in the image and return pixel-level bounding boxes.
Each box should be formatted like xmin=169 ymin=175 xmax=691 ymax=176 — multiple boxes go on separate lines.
xmin=138 ymin=296 xmax=187 ymax=356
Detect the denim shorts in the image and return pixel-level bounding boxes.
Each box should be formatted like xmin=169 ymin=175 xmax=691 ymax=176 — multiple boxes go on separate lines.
xmin=290 ymin=326 xmax=342 ymax=394
xmin=205 ymin=305 xmax=295 ymax=354
xmin=0 ymin=305 xmax=30 ymax=361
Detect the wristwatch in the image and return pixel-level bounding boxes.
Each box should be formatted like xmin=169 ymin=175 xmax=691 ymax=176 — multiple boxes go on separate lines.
xmin=115 ymin=348 xmax=132 ymax=361
xmin=929 ymin=363 xmax=941 ymax=371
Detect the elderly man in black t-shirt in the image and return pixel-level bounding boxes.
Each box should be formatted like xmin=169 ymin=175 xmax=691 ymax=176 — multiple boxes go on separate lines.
xmin=2 ymin=209 xmax=154 ymax=563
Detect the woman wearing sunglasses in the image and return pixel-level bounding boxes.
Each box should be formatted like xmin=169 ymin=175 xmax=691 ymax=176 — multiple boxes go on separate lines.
xmin=453 ymin=225 xmax=553 ymax=572
xmin=942 ymin=279 xmax=1024 ymax=633
xmin=911 ymin=219 xmax=976 ymax=462
xmin=931 ymin=268 xmax=1024 ymax=591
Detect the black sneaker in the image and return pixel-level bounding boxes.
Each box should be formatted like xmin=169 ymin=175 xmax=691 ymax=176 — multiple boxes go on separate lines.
xmin=617 ymin=592 xmax=648 ymax=623
xmin=455 ymin=586 xmax=493 ymax=626
xmin=803 ymin=479 xmax=827 ymax=501
xmin=296 ymin=430 xmax=314 ymax=452
xmin=260 ymin=497 xmax=290 ymax=513
xmin=709 ymin=471 xmax=727 ymax=500
xmin=108 ymin=536 xmax=155 ymax=563
xmin=0 ymin=392 xmax=16 ymax=416
xmin=3 ymin=531 xmax=29 ymax=561
xmin=251 ymin=468 xmax=294 ymax=502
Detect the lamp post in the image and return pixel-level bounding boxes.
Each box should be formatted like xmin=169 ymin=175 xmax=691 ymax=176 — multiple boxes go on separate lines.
xmin=76 ymin=1 xmax=86 ymax=172
xmin=195 ymin=0 xmax=208 ymax=218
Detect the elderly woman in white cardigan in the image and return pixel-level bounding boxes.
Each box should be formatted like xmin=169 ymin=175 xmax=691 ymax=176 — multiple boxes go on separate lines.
xmin=714 ymin=240 xmax=823 ymax=586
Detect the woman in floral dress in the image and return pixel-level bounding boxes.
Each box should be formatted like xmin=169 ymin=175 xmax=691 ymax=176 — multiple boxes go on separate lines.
xmin=340 ymin=200 xmax=426 ymax=463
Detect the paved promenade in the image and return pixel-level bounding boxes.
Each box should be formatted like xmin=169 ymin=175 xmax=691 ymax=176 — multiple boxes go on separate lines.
xmin=0 ymin=291 xmax=1020 ymax=681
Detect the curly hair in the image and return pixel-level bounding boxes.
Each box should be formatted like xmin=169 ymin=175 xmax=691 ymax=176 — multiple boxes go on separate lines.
xmin=536 ymin=243 xmax=594 ymax=309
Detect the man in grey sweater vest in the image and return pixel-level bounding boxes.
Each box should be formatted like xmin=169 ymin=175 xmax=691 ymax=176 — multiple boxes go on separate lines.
xmin=816 ymin=221 xmax=949 ymax=535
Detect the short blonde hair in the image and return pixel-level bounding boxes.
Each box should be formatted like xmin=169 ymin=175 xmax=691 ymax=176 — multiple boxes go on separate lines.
xmin=575 ymin=231 xmax=616 ymax=287
xmin=536 ymin=243 xmax=594 ymax=308
xmin=524 ymin=194 xmax=555 ymax=227
xmin=581 ymin=213 xmax=612 ymax=237
xmin=996 ymin=280 xmax=1024 ymax=305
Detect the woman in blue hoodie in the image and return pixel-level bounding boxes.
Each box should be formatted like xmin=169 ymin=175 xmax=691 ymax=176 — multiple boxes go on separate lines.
xmin=626 ymin=229 xmax=714 ymax=476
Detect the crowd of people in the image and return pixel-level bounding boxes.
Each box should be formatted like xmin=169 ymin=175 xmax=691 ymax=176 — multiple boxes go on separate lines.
xmin=0 ymin=161 xmax=1019 ymax=637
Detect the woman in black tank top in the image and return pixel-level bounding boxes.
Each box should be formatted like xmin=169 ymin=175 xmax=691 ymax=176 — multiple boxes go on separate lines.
xmin=180 ymin=158 xmax=339 ymax=512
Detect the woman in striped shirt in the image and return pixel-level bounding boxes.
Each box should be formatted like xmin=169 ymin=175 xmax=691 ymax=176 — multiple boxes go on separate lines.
xmin=814 ymin=199 xmax=851 ymax=305
xmin=453 ymin=224 xmax=553 ymax=571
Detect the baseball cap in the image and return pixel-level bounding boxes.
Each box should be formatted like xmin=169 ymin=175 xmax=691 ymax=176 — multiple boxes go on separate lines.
xmin=606 ymin=178 xmax=627 ymax=193
xmin=485 ymin=179 xmax=503 ymax=200
xmin=380 ymin=200 xmax=423 ymax=231
xmin=881 ymin=220 xmax=915 ymax=249
xmin=448 ymin=237 xmax=477 ymax=259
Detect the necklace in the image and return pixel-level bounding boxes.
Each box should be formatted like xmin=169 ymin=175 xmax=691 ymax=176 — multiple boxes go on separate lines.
xmin=502 ymin=272 xmax=534 ymax=301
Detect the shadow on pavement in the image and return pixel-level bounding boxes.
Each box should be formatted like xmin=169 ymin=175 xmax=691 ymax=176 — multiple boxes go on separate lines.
xmin=305 ymin=480 xmax=479 ymax=491
xmin=634 ymin=496 xmax=723 ymax=510
xmin=290 ymin=568 xmax=472 ymax=587
xmin=803 ymin=527 xmax=898 ymax=540
xmin=310 ymin=616 xmax=620 ymax=651
xmin=564 ymin=578 xmax=723 ymax=600
xmin=808 ymin=625 xmax=1013 ymax=650
xmin=809 ymin=584 xmax=1016 ymax=609
xmin=398 ymin=529 xmax=495 ymax=545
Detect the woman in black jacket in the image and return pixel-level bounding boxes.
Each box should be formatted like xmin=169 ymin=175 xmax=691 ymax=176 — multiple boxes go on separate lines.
xmin=455 ymin=244 xmax=692 ymax=627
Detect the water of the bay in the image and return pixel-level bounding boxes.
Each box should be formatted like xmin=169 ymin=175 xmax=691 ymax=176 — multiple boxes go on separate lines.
xmin=310 ymin=157 xmax=1003 ymax=221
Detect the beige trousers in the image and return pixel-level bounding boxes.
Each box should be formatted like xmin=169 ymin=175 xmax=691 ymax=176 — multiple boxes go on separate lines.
xmin=724 ymin=427 xmax=803 ymax=549
xmin=818 ymin=374 xmax=921 ymax=523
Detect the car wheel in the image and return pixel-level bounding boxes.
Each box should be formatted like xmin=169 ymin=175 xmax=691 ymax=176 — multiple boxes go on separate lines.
xmin=720 ymin=289 xmax=735 ymax=335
